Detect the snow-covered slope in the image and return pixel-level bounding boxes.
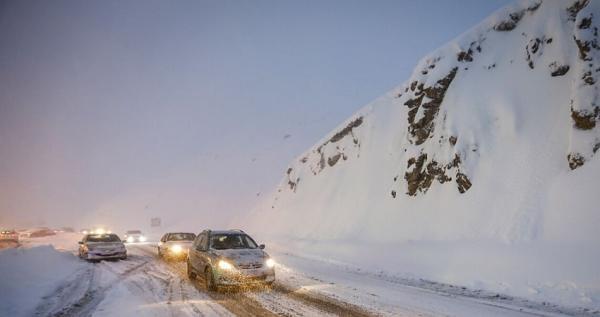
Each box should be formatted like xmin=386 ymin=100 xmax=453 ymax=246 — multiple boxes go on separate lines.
xmin=244 ymin=0 xmax=600 ymax=309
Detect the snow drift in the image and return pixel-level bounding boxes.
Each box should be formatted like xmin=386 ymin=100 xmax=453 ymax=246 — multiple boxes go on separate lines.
xmin=244 ymin=0 xmax=600 ymax=309
xmin=0 ymin=245 xmax=84 ymax=316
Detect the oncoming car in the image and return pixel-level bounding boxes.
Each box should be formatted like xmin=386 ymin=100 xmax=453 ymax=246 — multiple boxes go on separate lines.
xmin=123 ymin=230 xmax=146 ymax=243
xmin=78 ymin=233 xmax=127 ymax=261
xmin=0 ymin=229 xmax=19 ymax=243
xmin=158 ymin=232 xmax=196 ymax=260
xmin=187 ymin=230 xmax=275 ymax=291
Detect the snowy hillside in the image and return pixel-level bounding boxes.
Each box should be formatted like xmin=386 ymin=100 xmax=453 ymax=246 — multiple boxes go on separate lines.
xmin=244 ymin=0 xmax=600 ymax=309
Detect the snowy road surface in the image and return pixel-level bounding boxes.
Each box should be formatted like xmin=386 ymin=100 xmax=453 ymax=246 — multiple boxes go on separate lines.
xmin=1 ymin=234 xmax=597 ymax=316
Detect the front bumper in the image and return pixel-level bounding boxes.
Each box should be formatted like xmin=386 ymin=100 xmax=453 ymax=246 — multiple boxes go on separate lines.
xmin=163 ymin=248 xmax=189 ymax=259
xmin=87 ymin=251 xmax=127 ymax=260
xmin=215 ymin=268 xmax=275 ymax=286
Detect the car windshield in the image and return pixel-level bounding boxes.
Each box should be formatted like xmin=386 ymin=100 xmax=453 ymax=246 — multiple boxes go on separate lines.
xmin=126 ymin=230 xmax=141 ymax=234
xmin=210 ymin=233 xmax=258 ymax=250
xmin=87 ymin=234 xmax=120 ymax=242
xmin=168 ymin=233 xmax=195 ymax=241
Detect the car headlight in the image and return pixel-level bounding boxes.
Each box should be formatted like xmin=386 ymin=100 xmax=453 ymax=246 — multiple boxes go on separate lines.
xmin=170 ymin=244 xmax=182 ymax=253
xmin=266 ymin=258 xmax=276 ymax=268
xmin=139 ymin=236 xmax=147 ymax=242
xmin=218 ymin=260 xmax=234 ymax=270
xmin=127 ymin=236 xmax=134 ymax=243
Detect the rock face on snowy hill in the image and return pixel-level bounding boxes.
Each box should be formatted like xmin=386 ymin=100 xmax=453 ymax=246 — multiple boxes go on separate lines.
xmin=248 ymin=0 xmax=600 ymax=245
xmin=243 ymin=0 xmax=600 ymax=308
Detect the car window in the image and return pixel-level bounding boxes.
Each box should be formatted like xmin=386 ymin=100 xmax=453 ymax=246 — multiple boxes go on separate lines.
xmin=210 ymin=234 xmax=258 ymax=250
xmin=86 ymin=234 xmax=120 ymax=242
xmin=168 ymin=233 xmax=195 ymax=241
xmin=196 ymin=233 xmax=207 ymax=251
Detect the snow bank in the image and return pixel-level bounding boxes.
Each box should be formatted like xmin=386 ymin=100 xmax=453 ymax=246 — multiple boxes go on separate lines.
xmin=243 ymin=0 xmax=600 ymax=310
xmin=0 ymin=245 xmax=84 ymax=316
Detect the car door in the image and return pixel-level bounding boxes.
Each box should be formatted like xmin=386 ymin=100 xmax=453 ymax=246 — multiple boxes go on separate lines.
xmin=189 ymin=232 xmax=206 ymax=271
xmin=159 ymin=234 xmax=168 ymax=253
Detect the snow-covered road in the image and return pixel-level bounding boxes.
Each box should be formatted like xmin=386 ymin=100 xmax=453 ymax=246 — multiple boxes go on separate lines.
xmin=1 ymin=234 xmax=597 ymax=317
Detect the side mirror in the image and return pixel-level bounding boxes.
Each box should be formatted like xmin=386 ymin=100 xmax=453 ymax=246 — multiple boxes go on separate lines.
xmin=78 ymin=241 xmax=83 ymax=245
xmin=259 ymin=244 xmax=265 ymax=249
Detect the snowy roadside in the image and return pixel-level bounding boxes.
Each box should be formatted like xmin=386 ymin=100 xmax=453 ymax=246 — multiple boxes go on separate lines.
xmin=0 ymin=238 xmax=85 ymax=316
xmin=266 ymin=243 xmax=600 ymax=317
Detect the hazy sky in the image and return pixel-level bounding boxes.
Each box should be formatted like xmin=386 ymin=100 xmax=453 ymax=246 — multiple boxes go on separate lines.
xmin=0 ymin=0 xmax=511 ymax=232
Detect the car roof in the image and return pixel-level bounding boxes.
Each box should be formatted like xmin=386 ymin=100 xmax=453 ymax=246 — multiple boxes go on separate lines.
xmin=206 ymin=229 xmax=246 ymax=235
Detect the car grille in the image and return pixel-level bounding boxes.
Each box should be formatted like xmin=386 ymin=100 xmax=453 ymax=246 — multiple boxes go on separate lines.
xmin=238 ymin=263 xmax=263 ymax=269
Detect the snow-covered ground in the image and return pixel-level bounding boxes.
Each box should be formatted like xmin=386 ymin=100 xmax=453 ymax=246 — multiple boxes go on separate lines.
xmin=1 ymin=233 xmax=598 ymax=316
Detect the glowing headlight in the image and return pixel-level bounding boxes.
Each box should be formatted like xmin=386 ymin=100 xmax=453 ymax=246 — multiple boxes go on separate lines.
xmin=127 ymin=236 xmax=134 ymax=243
xmin=218 ymin=260 xmax=234 ymax=270
xmin=265 ymin=258 xmax=276 ymax=268
xmin=139 ymin=236 xmax=147 ymax=242
xmin=95 ymin=228 xmax=105 ymax=234
xmin=170 ymin=244 xmax=183 ymax=253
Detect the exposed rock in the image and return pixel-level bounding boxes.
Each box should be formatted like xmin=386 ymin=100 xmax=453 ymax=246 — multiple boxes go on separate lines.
xmin=575 ymin=37 xmax=592 ymax=61
xmin=449 ymin=136 xmax=457 ymax=146
xmin=549 ymin=62 xmax=570 ymax=76
xmin=457 ymin=49 xmax=473 ymax=62
xmin=526 ymin=37 xmax=547 ymax=69
xmin=567 ymin=0 xmax=590 ymax=21
xmin=582 ymin=71 xmax=596 ymax=84
xmin=568 ymin=152 xmax=586 ymax=170
xmin=327 ymin=153 xmax=342 ymax=167
xmin=329 ymin=117 xmax=363 ymax=143
xmin=404 ymin=68 xmax=458 ymax=145
xmin=579 ymin=16 xmax=592 ymax=29
xmin=494 ymin=11 xmax=525 ymax=31
xmin=404 ymin=153 xmax=468 ymax=196
xmin=456 ymin=173 xmax=472 ymax=194
xmin=391 ymin=190 xmax=397 ymax=198
xmin=571 ymin=107 xmax=597 ymax=130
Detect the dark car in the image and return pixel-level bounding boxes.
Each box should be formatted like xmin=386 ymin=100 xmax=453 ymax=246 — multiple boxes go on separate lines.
xmin=158 ymin=232 xmax=196 ymax=260
xmin=187 ymin=230 xmax=275 ymax=291
xmin=123 ymin=230 xmax=146 ymax=243
xmin=78 ymin=233 xmax=127 ymax=261
xmin=29 ymin=228 xmax=56 ymax=238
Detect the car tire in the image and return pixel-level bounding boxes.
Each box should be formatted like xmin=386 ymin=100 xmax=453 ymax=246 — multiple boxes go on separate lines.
xmin=120 ymin=255 xmax=127 ymax=260
xmin=187 ymin=261 xmax=196 ymax=280
xmin=205 ymin=267 xmax=217 ymax=292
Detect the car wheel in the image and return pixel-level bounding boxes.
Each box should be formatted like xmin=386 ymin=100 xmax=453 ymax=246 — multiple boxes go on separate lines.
xmin=187 ymin=261 xmax=196 ymax=280
xmin=205 ymin=267 xmax=217 ymax=291
xmin=120 ymin=255 xmax=127 ymax=260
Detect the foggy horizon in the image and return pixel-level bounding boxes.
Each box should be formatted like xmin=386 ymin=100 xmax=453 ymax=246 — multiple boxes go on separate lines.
xmin=0 ymin=0 xmax=511 ymax=232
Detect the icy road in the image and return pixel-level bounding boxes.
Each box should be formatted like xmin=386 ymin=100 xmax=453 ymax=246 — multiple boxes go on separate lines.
xmin=0 ymin=234 xmax=596 ymax=317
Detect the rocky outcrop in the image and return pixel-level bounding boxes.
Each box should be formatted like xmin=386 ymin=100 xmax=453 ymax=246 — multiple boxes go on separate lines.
xmin=404 ymin=68 xmax=458 ymax=145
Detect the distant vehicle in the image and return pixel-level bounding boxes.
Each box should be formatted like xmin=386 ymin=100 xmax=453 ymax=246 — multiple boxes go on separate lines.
xmin=78 ymin=233 xmax=127 ymax=261
xmin=187 ymin=229 xmax=275 ymax=291
xmin=29 ymin=228 xmax=56 ymax=238
xmin=61 ymin=227 xmax=75 ymax=233
xmin=158 ymin=232 xmax=196 ymax=260
xmin=123 ymin=230 xmax=146 ymax=243
xmin=0 ymin=229 xmax=19 ymax=242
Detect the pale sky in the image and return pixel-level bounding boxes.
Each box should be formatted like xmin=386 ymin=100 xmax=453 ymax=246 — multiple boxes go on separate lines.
xmin=0 ymin=0 xmax=511 ymax=232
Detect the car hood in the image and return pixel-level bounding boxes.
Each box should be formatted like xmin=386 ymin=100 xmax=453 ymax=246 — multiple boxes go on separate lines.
xmin=87 ymin=242 xmax=124 ymax=249
xmin=212 ymin=248 xmax=268 ymax=265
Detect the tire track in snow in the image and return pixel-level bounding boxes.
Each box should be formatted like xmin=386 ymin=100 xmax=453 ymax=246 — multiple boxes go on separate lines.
xmin=42 ymin=257 xmax=151 ymax=317
xmin=133 ymin=244 xmax=374 ymax=317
